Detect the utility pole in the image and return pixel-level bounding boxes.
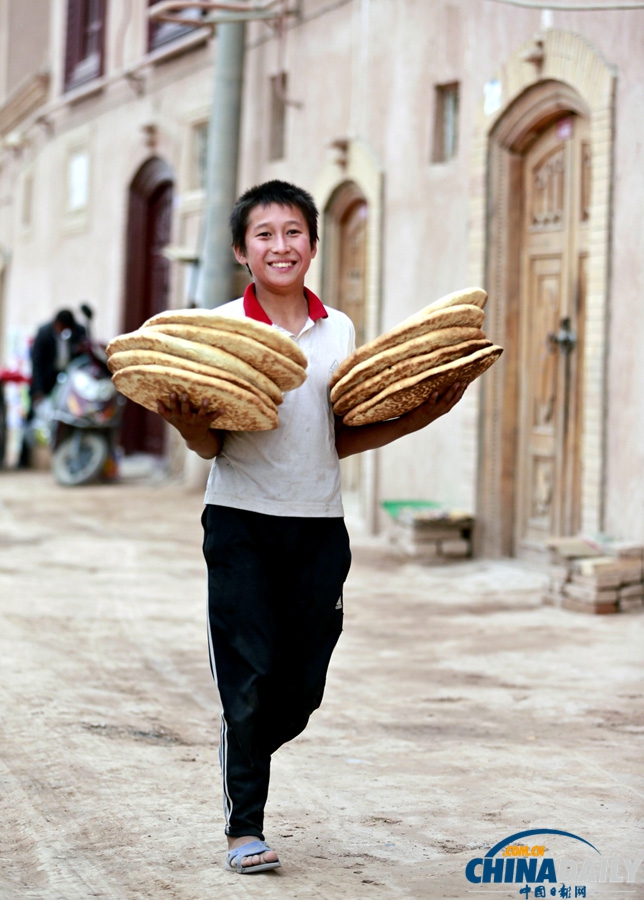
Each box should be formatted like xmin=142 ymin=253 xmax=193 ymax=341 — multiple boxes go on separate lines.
xmin=195 ymin=20 xmax=246 ymax=309
xmin=150 ymin=2 xmax=296 ymax=309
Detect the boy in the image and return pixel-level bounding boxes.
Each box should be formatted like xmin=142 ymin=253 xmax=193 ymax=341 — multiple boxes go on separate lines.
xmin=158 ymin=180 xmax=465 ymax=873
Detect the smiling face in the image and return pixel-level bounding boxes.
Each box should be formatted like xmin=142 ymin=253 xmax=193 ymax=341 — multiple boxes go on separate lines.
xmin=233 ymin=203 xmax=317 ymax=296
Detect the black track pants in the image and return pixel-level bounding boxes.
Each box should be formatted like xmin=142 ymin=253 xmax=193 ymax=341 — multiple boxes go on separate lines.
xmin=202 ymin=504 xmax=352 ymax=839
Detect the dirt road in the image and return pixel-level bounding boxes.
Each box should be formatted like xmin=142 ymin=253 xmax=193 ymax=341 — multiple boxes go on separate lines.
xmin=0 ymin=471 xmax=642 ymax=899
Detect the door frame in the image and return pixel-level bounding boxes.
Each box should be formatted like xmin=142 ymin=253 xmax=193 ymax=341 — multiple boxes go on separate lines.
xmin=471 ymin=31 xmax=616 ymax=557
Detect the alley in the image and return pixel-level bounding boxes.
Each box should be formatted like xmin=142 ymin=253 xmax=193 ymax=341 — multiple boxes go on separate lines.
xmin=0 ymin=471 xmax=642 ymax=900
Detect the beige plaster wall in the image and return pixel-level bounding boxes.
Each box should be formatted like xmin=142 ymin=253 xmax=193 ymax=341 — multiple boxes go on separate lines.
xmin=1 ymin=39 xmax=215 ymax=352
xmin=5 ymin=0 xmax=51 ymax=98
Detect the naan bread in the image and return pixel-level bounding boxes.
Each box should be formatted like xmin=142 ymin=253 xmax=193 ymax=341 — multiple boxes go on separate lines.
xmin=105 ymin=329 xmax=282 ymax=405
xmin=107 ymin=349 xmax=280 ymax=408
xmin=342 ymin=345 xmax=503 ymax=426
xmin=145 ymin=324 xmax=306 ymax=392
xmin=329 ymin=304 xmax=485 ymax=388
xmin=418 ymin=286 xmax=487 ymax=315
xmin=112 ymin=365 xmax=279 ymax=431
xmin=143 ymin=307 xmax=308 ymax=368
xmin=330 ymin=326 xmax=486 ymax=402
xmin=333 ymin=339 xmax=492 ymax=416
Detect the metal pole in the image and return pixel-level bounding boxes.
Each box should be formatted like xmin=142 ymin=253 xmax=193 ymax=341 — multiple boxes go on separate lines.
xmin=195 ymin=20 xmax=246 ymax=308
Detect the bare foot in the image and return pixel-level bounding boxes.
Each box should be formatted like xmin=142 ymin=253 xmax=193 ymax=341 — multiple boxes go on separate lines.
xmin=227 ymin=835 xmax=279 ymax=871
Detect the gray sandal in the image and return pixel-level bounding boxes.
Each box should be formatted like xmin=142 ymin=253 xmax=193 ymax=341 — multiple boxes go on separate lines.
xmin=225 ymin=840 xmax=281 ymax=874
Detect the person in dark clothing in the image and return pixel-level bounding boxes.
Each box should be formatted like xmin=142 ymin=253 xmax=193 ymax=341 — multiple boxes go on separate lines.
xmin=19 ymin=309 xmax=87 ymax=467
xmin=29 ymin=309 xmax=87 ymax=403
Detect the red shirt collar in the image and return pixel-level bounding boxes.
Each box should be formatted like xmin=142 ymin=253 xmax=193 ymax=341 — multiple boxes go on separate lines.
xmin=243 ymin=283 xmax=328 ymax=325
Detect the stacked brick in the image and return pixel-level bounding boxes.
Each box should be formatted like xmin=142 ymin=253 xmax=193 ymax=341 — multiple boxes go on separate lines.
xmin=387 ymin=509 xmax=473 ymax=562
xmin=544 ymin=537 xmax=644 ymax=614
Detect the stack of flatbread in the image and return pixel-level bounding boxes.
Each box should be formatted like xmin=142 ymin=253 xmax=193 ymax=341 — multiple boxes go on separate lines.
xmin=106 ymin=309 xmax=308 ymax=431
xmin=330 ymin=287 xmax=503 ymax=426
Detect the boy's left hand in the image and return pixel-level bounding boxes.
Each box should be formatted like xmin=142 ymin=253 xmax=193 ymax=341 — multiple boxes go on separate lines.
xmin=400 ymin=382 xmax=467 ymax=434
xmin=335 ymin=381 xmax=468 ymax=459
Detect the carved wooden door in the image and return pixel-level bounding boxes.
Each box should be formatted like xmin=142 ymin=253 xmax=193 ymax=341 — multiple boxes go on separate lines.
xmin=337 ymin=199 xmax=367 ymax=494
xmin=338 ymin=199 xmax=368 ymax=347
xmin=515 ymin=116 xmax=589 ymax=558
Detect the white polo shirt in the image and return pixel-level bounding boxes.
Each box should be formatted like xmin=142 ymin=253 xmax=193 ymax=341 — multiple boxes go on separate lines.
xmin=203 ymin=283 xmax=355 ymax=517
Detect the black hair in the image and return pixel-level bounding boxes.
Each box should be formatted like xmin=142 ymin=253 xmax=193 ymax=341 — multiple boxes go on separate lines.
xmin=54 ymin=309 xmax=76 ymax=329
xmin=230 ymin=180 xmax=319 ymax=254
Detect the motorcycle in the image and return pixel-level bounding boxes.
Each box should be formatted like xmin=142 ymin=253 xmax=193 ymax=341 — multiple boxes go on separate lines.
xmin=49 ymin=304 xmax=125 ymax=486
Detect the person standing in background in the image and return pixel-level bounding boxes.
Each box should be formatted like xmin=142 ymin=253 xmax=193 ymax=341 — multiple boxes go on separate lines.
xmin=18 ymin=309 xmax=87 ymax=467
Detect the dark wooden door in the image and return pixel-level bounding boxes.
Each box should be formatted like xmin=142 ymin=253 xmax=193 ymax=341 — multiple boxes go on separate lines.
xmin=121 ymin=159 xmax=174 ymax=456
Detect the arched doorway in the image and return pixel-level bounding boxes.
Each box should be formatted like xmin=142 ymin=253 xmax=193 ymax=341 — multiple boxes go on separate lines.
xmin=121 ymin=157 xmax=174 ymax=456
xmin=470 ymin=32 xmax=615 ymax=560
xmin=477 ymin=79 xmax=595 ymax=561
xmin=323 ymin=182 xmax=368 ymax=502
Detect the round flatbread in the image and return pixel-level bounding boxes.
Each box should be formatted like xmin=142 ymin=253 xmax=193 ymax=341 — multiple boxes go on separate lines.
xmin=107 ymin=349 xmax=280 ymax=409
xmin=145 ymin=324 xmax=306 ymax=393
xmin=333 ymin=339 xmax=492 ymax=416
xmin=421 ymin=286 xmax=487 ymax=315
xmin=112 ymin=365 xmax=279 ymax=431
xmin=142 ymin=308 xmax=308 ymax=368
xmin=330 ymin=326 xmax=486 ymax=403
xmin=105 ymin=330 xmax=282 ymax=405
xmin=329 ymin=304 xmax=486 ymax=389
xmin=342 ymin=345 xmax=503 ymax=427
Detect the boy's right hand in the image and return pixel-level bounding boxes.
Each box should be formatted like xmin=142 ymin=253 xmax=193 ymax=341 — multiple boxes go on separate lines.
xmin=157 ymin=392 xmax=224 ymax=459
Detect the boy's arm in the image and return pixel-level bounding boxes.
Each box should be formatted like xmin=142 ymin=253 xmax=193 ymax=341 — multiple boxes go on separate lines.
xmin=334 ymin=382 xmax=466 ymax=459
xmin=157 ymin=393 xmax=224 ymax=460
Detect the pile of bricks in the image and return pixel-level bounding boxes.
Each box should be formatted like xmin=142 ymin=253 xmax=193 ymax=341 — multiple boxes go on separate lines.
xmin=544 ymin=536 xmax=644 ymax=614
xmin=387 ymin=508 xmax=473 ymax=562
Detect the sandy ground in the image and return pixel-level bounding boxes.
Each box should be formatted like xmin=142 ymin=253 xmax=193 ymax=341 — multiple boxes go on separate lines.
xmin=0 ymin=469 xmax=642 ymax=900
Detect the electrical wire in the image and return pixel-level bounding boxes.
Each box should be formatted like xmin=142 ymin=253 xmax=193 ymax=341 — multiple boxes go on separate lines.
xmin=485 ymin=0 xmax=644 ymax=9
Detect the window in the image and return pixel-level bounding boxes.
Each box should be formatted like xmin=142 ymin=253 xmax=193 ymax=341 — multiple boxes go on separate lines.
xmin=22 ymin=172 xmax=34 ymax=231
xmin=63 ymin=139 xmax=92 ymax=234
xmin=191 ymin=120 xmax=209 ymax=191
xmin=148 ymin=1 xmax=205 ymax=52
xmin=64 ymin=0 xmax=107 ymax=92
xmin=432 ymin=82 xmax=459 ymax=163
xmin=67 ymin=149 xmax=90 ymax=212
xmin=269 ymin=72 xmax=287 ymax=161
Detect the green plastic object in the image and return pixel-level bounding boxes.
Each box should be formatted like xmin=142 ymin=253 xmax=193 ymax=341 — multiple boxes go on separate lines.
xmin=381 ymin=499 xmax=443 ymax=520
